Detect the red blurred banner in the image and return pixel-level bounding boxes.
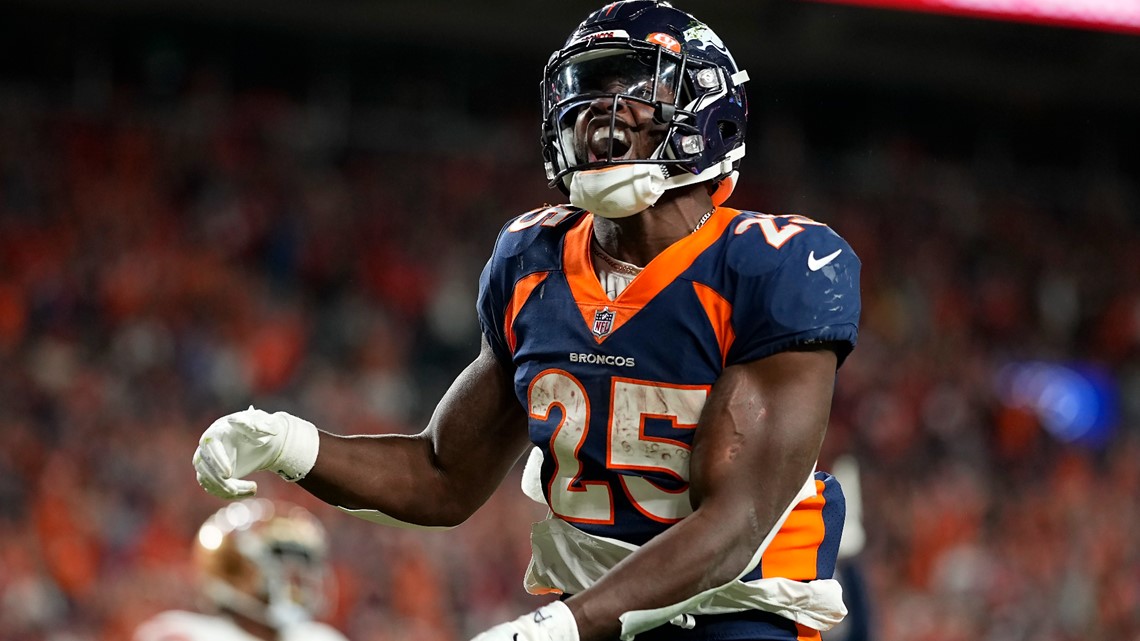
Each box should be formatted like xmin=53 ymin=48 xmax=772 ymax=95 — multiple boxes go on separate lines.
xmin=812 ymin=0 xmax=1140 ymax=35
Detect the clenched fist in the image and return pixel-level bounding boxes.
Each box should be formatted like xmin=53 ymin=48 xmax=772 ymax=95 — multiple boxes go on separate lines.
xmin=192 ymin=406 xmax=320 ymax=499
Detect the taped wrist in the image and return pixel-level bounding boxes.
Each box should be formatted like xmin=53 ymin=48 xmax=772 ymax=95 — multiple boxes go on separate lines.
xmin=269 ymin=412 xmax=320 ymax=481
xmin=521 ymin=601 xmax=579 ymax=641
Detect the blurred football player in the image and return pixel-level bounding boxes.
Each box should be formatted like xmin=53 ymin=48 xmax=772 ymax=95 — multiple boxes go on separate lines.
xmin=826 ymin=456 xmax=873 ymax=641
xmin=193 ymin=2 xmax=861 ymax=640
xmin=133 ymin=499 xmax=349 ymax=641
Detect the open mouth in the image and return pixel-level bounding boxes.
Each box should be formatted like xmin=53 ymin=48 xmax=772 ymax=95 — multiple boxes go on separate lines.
xmin=588 ymin=125 xmax=632 ymax=162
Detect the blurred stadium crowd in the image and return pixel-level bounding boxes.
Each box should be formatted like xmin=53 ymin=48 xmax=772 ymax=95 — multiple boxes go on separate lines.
xmin=1 ymin=24 xmax=1139 ymax=641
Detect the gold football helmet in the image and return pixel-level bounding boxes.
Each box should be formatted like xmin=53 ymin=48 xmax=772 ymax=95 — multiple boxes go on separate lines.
xmin=193 ymin=499 xmax=331 ymax=628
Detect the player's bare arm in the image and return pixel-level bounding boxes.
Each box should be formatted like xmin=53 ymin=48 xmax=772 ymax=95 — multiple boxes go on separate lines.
xmin=194 ymin=337 xmax=531 ymax=528
xmin=298 ymin=338 xmax=531 ymax=526
xmin=563 ymin=346 xmax=839 ymax=641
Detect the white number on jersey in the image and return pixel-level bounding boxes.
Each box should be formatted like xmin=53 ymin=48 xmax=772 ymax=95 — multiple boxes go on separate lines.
xmin=528 ymin=370 xmax=710 ymax=524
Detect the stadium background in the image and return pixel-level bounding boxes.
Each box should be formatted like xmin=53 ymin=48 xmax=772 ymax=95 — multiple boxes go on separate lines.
xmin=1 ymin=1 xmax=1138 ymax=639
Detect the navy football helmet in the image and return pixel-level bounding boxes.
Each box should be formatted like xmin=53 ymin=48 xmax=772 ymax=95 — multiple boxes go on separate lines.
xmin=541 ymin=1 xmax=749 ymax=199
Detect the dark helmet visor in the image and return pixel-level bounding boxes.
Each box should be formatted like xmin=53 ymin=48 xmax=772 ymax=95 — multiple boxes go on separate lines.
xmin=550 ymin=49 xmax=678 ymax=106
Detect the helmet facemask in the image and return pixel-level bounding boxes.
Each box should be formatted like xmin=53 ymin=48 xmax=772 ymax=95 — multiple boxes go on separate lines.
xmin=539 ymin=2 xmax=749 ymax=210
xmin=542 ymin=41 xmax=702 ymax=190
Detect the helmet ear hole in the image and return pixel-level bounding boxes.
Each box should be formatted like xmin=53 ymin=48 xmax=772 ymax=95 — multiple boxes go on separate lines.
xmin=718 ymin=120 xmax=739 ymax=143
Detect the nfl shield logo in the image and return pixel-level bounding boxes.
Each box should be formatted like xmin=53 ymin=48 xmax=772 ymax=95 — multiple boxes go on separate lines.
xmin=592 ymin=307 xmax=615 ymax=338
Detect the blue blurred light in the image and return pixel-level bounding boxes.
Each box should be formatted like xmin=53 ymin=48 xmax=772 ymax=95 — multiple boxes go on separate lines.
xmin=996 ymin=361 xmax=1118 ymax=448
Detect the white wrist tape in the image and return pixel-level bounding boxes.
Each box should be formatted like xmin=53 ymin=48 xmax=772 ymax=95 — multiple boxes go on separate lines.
xmin=472 ymin=601 xmax=579 ymax=641
xmin=269 ymin=412 xmax=320 ymax=482
xmin=525 ymin=601 xmax=579 ymax=641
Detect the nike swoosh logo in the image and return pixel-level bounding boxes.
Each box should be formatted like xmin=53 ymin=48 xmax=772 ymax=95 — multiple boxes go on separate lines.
xmin=808 ymin=249 xmax=842 ymax=271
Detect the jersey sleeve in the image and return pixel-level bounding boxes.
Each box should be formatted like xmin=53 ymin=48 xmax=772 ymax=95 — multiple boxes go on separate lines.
xmin=726 ymin=218 xmax=861 ymax=367
xmin=476 ymin=205 xmax=585 ymax=368
xmin=477 ymin=227 xmax=514 ymax=368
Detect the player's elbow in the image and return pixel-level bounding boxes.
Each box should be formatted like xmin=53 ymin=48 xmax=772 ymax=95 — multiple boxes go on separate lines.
xmin=401 ymin=473 xmax=495 ymax=527
xmin=420 ymin=501 xmax=477 ymax=528
xmin=689 ymin=503 xmax=771 ymax=586
xmin=430 ymin=484 xmax=502 ymax=526
xmin=343 ymin=494 xmax=477 ymax=529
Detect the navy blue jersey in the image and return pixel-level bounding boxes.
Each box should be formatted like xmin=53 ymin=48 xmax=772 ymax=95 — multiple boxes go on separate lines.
xmin=477 ymin=205 xmax=858 ymax=639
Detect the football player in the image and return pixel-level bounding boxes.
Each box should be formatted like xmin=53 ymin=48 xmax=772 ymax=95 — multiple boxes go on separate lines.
xmin=193 ymin=2 xmax=861 ymax=640
xmin=133 ymin=499 xmax=349 ymax=641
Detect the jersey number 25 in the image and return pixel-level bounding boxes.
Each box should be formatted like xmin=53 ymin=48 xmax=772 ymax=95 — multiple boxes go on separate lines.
xmin=528 ymin=370 xmax=709 ymax=525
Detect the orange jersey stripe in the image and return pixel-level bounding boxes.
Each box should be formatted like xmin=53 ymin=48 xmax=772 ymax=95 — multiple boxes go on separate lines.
xmin=563 ymin=207 xmax=740 ymax=344
xmin=504 ymin=272 xmax=550 ymax=354
xmin=762 ymin=478 xmax=828 ymax=581
xmin=796 ymin=623 xmax=822 ymax=641
xmin=691 ymin=281 xmax=736 ymax=367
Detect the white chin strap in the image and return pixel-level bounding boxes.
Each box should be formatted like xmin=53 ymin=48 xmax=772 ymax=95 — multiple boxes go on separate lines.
xmin=568 ymin=145 xmax=745 ymax=219
xmin=569 ymin=164 xmax=667 ymax=219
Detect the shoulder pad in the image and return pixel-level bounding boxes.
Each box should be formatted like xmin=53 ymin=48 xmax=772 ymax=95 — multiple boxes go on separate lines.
xmin=720 ymin=211 xmax=861 ymax=367
xmin=495 ymin=204 xmax=585 ymax=259
xmin=725 ymin=211 xmax=853 ymax=277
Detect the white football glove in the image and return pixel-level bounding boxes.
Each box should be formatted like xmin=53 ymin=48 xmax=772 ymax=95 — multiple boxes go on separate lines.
xmin=193 ymin=406 xmax=320 ymax=499
xmin=470 ymin=601 xmax=579 ymax=641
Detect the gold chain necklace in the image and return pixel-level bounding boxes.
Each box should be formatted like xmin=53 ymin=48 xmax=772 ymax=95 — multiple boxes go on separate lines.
xmin=691 ymin=207 xmax=716 ymax=234
xmin=591 ymin=241 xmax=643 ymax=276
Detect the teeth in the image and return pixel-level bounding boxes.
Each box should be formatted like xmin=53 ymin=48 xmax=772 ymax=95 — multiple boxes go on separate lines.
xmin=591 ymin=127 xmax=631 ymax=158
xmin=592 ymin=127 xmax=629 ymax=146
